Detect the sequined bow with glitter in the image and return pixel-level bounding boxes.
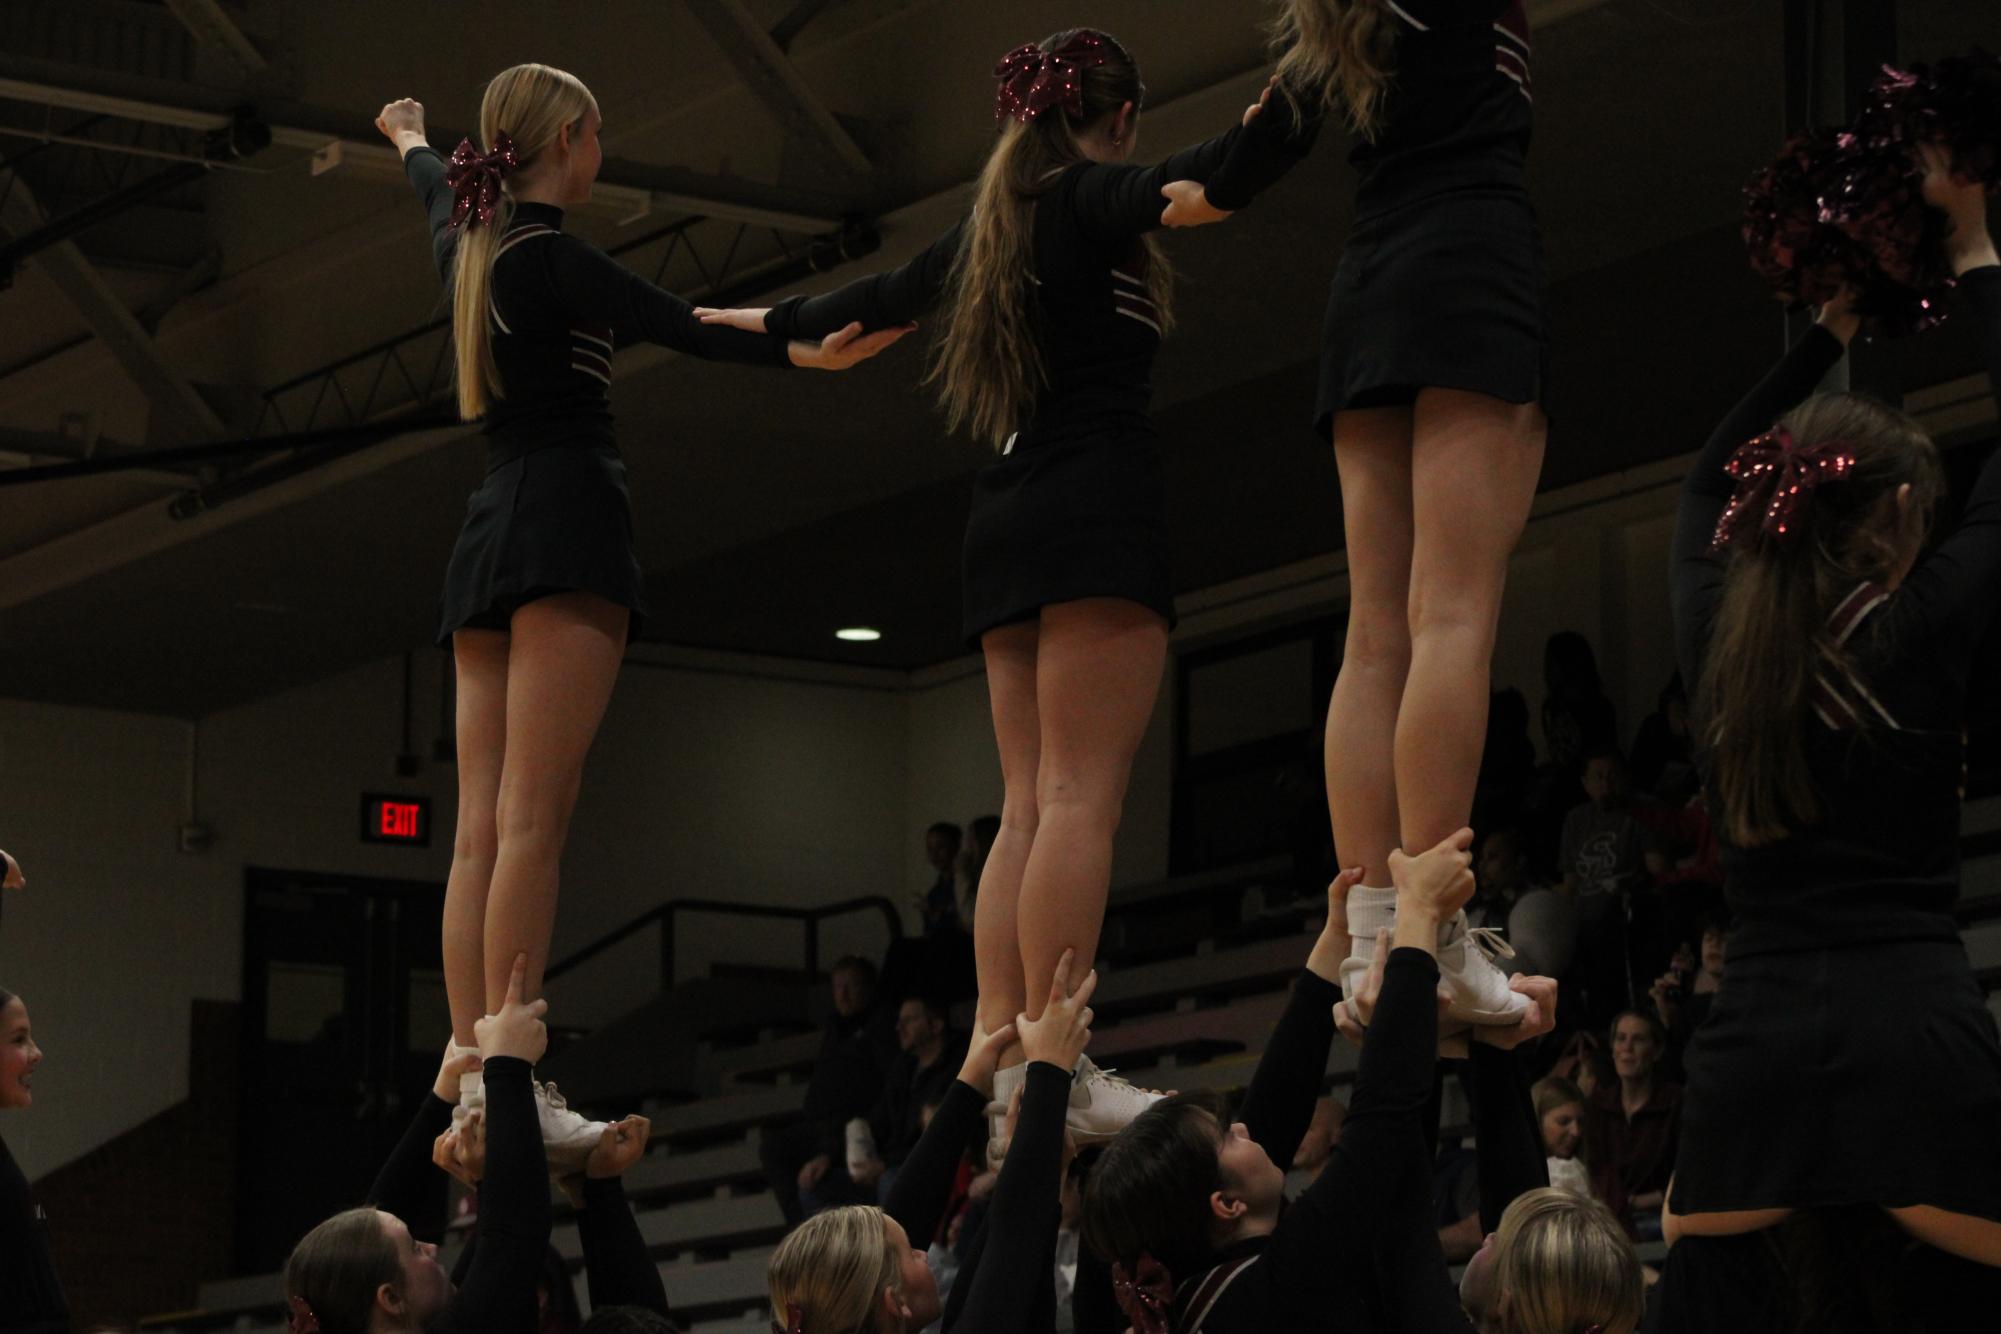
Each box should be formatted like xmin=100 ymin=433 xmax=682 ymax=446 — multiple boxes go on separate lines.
xmin=994 ymin=31 xmax=1114 ymax=124
xmin=445 ymin=132 xmax=518 ymax=232
xmin=1710 ymin=425 xmax=1858 ymax=552
xmin=1111 ymin=1254 xmax=1174 ymax=1334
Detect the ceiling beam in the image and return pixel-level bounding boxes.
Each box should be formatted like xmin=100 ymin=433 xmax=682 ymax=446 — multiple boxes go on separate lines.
xmin=0 ymin=73 xmax=852 ymax=232
xmin=162 ymin=0 xmax=269 ymax=76
xmin=683 ymin=0 xmax=874 ymax=180
xmin=0 ymin=169 xmax=227 ymax=445
xmin=770 ymin=0 xmax=845 ymax=52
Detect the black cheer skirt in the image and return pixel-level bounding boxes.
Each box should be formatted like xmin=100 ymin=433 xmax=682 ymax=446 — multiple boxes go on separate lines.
xmin=1314 ymin=189 xmax=1549 ymax=436
xmin=436 ymin=441 xmax=648 ymax=644
xmin=961 ymin=423 xmax=1175 ymax=645
xmin=1668 ymin=938 xmax=2001 ymax=1223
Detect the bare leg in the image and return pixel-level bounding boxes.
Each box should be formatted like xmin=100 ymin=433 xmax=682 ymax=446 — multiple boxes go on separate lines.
xmin=1325 ymin=407 xmax=1415 ymax=886
xmin=483 ymin=592 xmax=629 ymax=1010
xmin=1886 ymin=1205 xmax=2001 ymax=1268
xmin=1398 ymin=389 xmax=1545 ymax=853
xmin=1017 ymin=598 xmax=1168 ymax=1022
xmin=444 ymin=629 xmax=509 ymax=1047
xmin=976 ymin=621 xmax=1041 ymax=1065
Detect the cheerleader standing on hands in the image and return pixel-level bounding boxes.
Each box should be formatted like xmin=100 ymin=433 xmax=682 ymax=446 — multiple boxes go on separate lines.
xmin=374 ymin=65 xmax=905 ymax=1167
xmin=700 ymin=28 xmax=1317 ymax=1154
xmin=1242 ymin=1 xmax=1546 ymax=1022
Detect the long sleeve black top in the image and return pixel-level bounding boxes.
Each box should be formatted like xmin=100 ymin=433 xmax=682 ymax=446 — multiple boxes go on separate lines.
xmin=1175 ymin=961 xmax=1471 ymax=1334
xmin=0 ymin=1130 xmax=67 ymax=1334
xmin=367 ymin=1059 xmax=548 ymax=1334
xmin=369 ymin=1087 xmax=669 ymax=1322
xmin=764 ymin=101 xmax=1317 ymax=442
xmin=882 ymin=1063 xmax=1074 ymax=1334
xmin=802 ymin=1010 xmax=894 ymax=1161
xmin=871 ymin=1034 xmax=970 ymax=1168
xmin=402 ymin=147 xmax=792 ymax=458
xmin=1671 ymin=268 xmax=2001 ymax=960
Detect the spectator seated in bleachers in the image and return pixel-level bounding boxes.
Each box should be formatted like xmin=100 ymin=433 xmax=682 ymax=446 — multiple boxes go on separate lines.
xmin=1583 ymin=1010 xmax=1679 ymax=1243
xmin=761 ymin=956 xmax=897 ymax=1225
xmin=851 ymin=997 xmax=972 ymax=1204
xmin=1630 ymin=672 xmax=1696 ymax=803
xmin=0 ymin=980 xmax=67 ymax=1334
xmin=1457 ymin=1187 xmax=1643 ymax=1334
xmin=1531 ymin=1075 xmax=1591 ymax=1200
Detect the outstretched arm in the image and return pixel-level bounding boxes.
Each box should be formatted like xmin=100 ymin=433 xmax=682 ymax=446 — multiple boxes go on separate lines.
xmin=752 ymin=221 xmax=963 ymax=342
xmin=1161 ymin=76 xmax=1326 ymax=228
xmin=366 ymin=1043 xmax=476 ymax=1236
xmin=1239 ymin=868 xmax=1364 ymax=1162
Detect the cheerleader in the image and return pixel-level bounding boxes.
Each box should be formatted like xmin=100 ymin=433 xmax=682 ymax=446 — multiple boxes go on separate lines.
xmin=696 ymin=29 xmax=1316 ymax=1151
xmin=373 ymin=67 xmax=904 ymax=1164
xmin=1242 ymin=0 xmax=1547 ymax=1022
xmin=1657 ymin=151 xmax=2001 ymax=1321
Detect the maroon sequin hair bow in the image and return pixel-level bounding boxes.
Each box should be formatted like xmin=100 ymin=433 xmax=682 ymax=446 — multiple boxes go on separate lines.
xmin=995 ymin=31 xmax=1115 ymax=124
xmin=775 ymin=1301 xmax=804 ymax=1334
xmin=285 ymin=1296 xmax=319 ymax=1334
xmin=1110 ymin=1253 xmax=1174 ymax=1334
xmin=1709 ymin=425 xmax=1858 ymax=552
xmin=445 ymin=132 xmax=518 ymax=232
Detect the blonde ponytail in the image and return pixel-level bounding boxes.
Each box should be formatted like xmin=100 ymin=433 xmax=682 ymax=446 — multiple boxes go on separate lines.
xmin=452 ymin=63 xmax=598 ymax=420
xmin=767 ymin=1206 xmax=903 ymax=1334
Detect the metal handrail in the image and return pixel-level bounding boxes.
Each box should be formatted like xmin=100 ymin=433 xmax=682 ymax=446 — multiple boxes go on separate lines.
xmin=544 ymin=893 xmax=904 ymax=992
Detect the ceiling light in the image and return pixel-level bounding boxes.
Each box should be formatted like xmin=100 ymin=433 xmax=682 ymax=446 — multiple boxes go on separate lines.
xmin=836 ymin=627 xmax=882 ymax=643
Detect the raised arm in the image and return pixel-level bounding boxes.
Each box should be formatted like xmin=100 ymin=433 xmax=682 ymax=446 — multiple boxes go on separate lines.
xmin=365 ymin=1043 xmax=472 ymax=1233
xmin=376 ymin=99 xmax=457 ymax=283
xmin=764 ymin=220 xmax=965 ymax=342
xmin=449 ymin=959 xmax=553 ymax=1334
xmin=1888 ymin=162 xmax=2001 ymax=659
xmin=556 ymin=1116 xmax=667 ymax=1316
xmin=1238 ymin=868 xmax=1362 ymax=1161
xmin=1669 ymin=312 xmax=1851 ymax=686
xmin=948 ymin=956 xmax=1089 ymax=1334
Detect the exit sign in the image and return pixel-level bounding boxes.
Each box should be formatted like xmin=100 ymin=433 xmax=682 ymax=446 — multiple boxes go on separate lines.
xmin=360 ymin=794 xmax=431 ymax=846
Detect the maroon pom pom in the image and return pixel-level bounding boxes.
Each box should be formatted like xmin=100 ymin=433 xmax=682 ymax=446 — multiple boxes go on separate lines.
xmin=1742 ymin=129 xmax=1867 ymax=312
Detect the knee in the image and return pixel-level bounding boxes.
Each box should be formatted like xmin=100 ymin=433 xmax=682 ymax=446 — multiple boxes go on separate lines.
xmin=1406 ymin=578 xmax=1502 ymax=645
xmin=493 ymin=787 xmax=575 ymax=852
xmin=1342 ymin=610 xmax=1412 ymax=676
xmin=999 ymin=794 xmax=1039 ymax=840
xmin=1034 ymin=768 xmax=1126 ymax=825
xmin=452 ymin=812 xmax=499 ymax=867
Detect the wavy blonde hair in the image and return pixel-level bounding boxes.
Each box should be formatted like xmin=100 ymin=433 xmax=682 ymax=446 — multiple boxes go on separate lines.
xmin=452 ymin=63 xmax=599 ymax=420
xmin=1270 ymin=0 xmax=1398 ymax=139
xmin=767 ymin=1205 xmax=904 ymax=1334
xmin=930 ymin=29 xmax=1172 ymax=450
xmin=1489 ymin=1189 xmax=1643 ymax=1334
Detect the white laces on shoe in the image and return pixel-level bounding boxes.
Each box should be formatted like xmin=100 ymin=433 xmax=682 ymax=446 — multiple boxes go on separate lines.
xmin=1464 ymin=926 xmax=1516 ymax=964
xmin=1078 ymin=1062 xmax=1164 ymax=1099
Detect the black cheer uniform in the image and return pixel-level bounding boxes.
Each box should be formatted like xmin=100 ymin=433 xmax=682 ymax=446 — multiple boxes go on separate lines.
xmin=0 ymin=1130 xmax=68 ymax=1334
xmin=1663 ymin=268 xmax=2001 ymax=1238
xmin=1316 ymin=0 xmax=1546 ymax=431
xmin=403 ymin=148 xmax=795 ymax=644
xmin=762 ymin=106 xmax=1315 ymax=643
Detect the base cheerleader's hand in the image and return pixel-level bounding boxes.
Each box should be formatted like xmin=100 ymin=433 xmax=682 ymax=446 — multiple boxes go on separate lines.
xmin=1 ymin=850 xmax=23 ymax=890
xmin=1017 ymin=948 xmax=1096 ymax=1075
xmin=1159 ymin=181 xmax=1233 ymax=228
xmin=1470 ymin=974 xmax=1559 ymax=1051
xmin=1304 ymin=866 xmax=1366 ymax=985
xmin=786 ymin=320 xmax=918 ymax=371
xmin=956 ymin=1013 xmax=1020 ymax=1099
xmin=374 ymin=99 xmax=429 ymax=157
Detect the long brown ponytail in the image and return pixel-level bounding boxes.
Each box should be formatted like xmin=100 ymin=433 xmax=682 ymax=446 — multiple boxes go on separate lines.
xmin=452 ymin=63 xmax=598 ymax=420
xmin=1697 ymin=393 xmax=1942 ymax=846
xmin=931 ymin=30 xmax=1171 ymax=451
xmin=1271 ymin=0 xmax=1398 ymax=139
